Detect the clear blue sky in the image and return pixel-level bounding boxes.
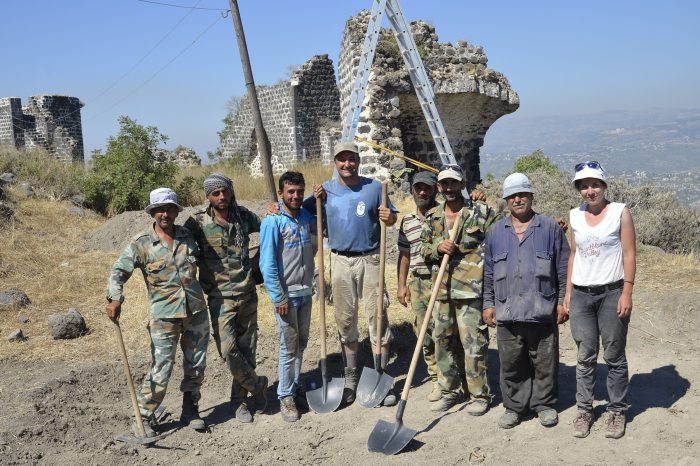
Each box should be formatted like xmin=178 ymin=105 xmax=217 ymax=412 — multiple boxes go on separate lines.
xmin=2 ymin=0 xmax=699 ymax=159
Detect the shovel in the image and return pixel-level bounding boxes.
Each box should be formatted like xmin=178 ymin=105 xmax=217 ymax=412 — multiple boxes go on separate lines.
xmin=368 ymin=210 xmax=461 ymax=454
xmin=112 ymin=320 xmax=167 ymax=446
xmin=357 ymin=181 xmax=394 ymax=408
xmin=307 ymin=197 xmax=344 ymax=413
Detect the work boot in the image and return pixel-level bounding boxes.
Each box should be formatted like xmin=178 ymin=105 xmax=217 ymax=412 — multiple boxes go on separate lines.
xmin=498 ymin=409 xmax=520 ymax=429
xmin=466 ymin=399 xmax=490 ymax=416
xmin=132 ymin=417 xmax=157 ymax=438
xmin=233 ymin=401 xmax=253 ymax=423
xmin=573 ymin=410 xmax=594 ymax=438
xmin=604 ymin=411 xmax=626 ymax=439
xmin=342 ymin=367 xmax=360 ymax=405
xmin=181 ymin=392 xmax=207 ymax=431
xmin=430 ymin=392 xmax=462 ymax=412
xmin=279 ymin=396 xmax=300 ymax=423
xmin=427 ymin=383 xmax=442 ymax=402
xmin=253 ymin=376 xmax=269 ymax=414
xmin=537 ymin=408 xmax=559 ymax=427
xmin=381 ymin=388 xmax=398 ymax=407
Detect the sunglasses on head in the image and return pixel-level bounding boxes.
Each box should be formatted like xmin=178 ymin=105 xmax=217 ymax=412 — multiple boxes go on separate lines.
xmin=575 ymin=161 xmax=604 ymax=172
xmin=439 ymin=163 xmax=463 ymax=172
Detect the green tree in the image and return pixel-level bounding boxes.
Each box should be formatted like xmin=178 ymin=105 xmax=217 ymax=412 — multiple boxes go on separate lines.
xmin=512 ymin=149 xmax=559 ymax=175
xmin=82 ymin=116 xmax=177 ymax=216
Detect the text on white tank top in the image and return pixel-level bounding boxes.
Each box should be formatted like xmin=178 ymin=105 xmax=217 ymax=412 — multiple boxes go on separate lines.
xmin=570 ymin=202 xmax=625 ymax=286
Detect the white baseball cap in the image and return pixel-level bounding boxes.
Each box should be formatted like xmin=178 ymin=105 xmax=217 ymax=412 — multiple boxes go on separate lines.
xmin=145 ymin=188 xmax=183 ymax=214
xmin=572 ymin=161 xmax=607 ymax=184
xmin=502 ymin=172 xmax=533 ymax=199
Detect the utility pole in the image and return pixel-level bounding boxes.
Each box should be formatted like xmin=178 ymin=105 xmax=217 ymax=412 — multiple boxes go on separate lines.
xmin=228 ymin=0 xmax=277 ymax=202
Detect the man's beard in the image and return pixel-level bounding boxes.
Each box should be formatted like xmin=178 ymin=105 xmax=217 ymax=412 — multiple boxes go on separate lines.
xmin=414 ymin=197 xmax=434 ymax=209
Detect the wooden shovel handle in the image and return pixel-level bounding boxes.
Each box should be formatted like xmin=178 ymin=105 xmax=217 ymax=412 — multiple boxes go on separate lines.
xmin=400 ymin=211 xmax=462 ymax=401
xmin=112 ymin=320 xmax=147 ymax=437
xmin=316 ymin=197 xmax=328 ymax=359
xmin=375 ymin=181 xmax=388 ymax=354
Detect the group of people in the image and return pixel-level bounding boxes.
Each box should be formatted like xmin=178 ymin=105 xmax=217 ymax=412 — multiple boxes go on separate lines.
xmin=106 ymin=141 xmax=636 ymax=441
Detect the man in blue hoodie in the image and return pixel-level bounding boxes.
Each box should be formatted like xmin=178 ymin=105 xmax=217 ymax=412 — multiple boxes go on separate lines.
xmin=259 ymin=171 xmax=316 ymax=422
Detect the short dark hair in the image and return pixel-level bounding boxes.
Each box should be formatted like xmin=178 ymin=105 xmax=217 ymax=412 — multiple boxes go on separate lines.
xmin=278 ymin=171 xmax=305 ymax=190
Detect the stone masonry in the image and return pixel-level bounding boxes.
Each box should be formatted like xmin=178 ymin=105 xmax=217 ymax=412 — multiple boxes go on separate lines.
xmin=336 ymin=11 xmax=519 ymax=187
xmin=220 ymin=55 xmax=340 ymax=175
xmin=0 ymin=95 xmax=85 ymax=163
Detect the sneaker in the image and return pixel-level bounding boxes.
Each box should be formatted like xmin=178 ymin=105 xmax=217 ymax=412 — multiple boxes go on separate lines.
xmin=279 ymin=396 xmax=300 ymax=423
xmin=381 ymin=388 xmax=398 ymax=407
xmin=253 ymin=376 xmax=269 ymax=414
xmin=466 ymin=399 xmax=490 ymax=416
xmin=430 ymin=393 xmax=462 ymax=412
xmin=342 ymin=367 xmax=359 ymax=406
xmin=498 ymin=409 xmax=520 ymax=429
xmin=427 ymin=383 xmax=442 ymax=402
xmin=537 ymin=408 xmax=558 ymax=427
xmin=131 ymin=418 xmax=157 ymax=438
xmin=604 ymin=411 xmax=626 ymax=439
xmin=233 ymin=401 xmax=253 ymax=423
xmin=573 ymin=410 xmax=594 ymax=438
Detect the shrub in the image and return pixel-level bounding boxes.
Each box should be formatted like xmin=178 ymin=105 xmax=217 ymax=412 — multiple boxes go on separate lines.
xmin=512 ymin=149 xmax=559 ymax=175
xmin=81 ymin=116 xmax=177 ymax=216
xmin=0 ymin=146 xmax=84 ymax=200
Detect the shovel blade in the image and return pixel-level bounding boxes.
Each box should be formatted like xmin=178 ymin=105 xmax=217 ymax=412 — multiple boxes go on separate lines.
xmin=367 ymin=419 xmax=417 ymax=455
xmin=114 ymin=433 xmax=167 ymax=446
xmin=306 ymin=377 xmax=344 ymax=414
xmin=357 ymin=369 xmax=394 ymax=408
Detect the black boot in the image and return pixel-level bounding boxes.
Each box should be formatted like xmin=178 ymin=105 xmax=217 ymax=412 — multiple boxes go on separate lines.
xmin=342 ymin=367 xmax=360 ymax=405
xmin=181 ymin=392 xmax=207 ymax=431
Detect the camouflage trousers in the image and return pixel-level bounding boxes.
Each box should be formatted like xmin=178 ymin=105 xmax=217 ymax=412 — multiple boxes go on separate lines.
xmin=208 ymin=293 xmax=264 ymax=404
xmin=137 ymin=309 xmax=209 ymax=419
xmin=408 ymin=273 xmax=439 ymax=382
xmin=433 ymin=298 xmax=490 ymax=400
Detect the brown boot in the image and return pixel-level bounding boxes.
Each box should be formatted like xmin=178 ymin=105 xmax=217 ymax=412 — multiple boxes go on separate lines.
xmin=181 ymin=392 xmax=207 ymax=431
xmin=604 ymin=411 xmax=626 ymax=439
xmin=573 ymin=410 xmax=594 ymax=438
xmin=427 ymin=383 xmax=442 ymax=402
xmin=280 ymin=396 xmax=300 ymax=423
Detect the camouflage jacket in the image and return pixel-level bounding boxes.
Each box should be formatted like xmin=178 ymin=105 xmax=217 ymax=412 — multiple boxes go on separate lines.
xmin=184 ymin=204 xmax=261 ymax=298
xmin=420 ymin=201 xmax=500 ymax=301
xmin=107 ymin=223 xmax=207 ymax=318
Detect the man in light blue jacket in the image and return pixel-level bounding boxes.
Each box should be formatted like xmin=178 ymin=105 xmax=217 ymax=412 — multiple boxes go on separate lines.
xmin=259 ymin=171 xmax=316 ymax=422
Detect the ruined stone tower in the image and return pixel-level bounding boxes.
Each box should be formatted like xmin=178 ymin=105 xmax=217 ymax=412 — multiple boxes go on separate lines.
xmin=336 ymin=11 xmax=519 ymax=186
xmin=0 ymin=95 xmax=85 ymax=163
xmin=220 ymin=55 xmax=340 ymax=174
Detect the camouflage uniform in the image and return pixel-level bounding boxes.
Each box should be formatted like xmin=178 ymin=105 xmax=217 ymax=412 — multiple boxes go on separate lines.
xmin=184 ymin=204 xmax=266 ymax=403
xmin=107 ymin=223 xmax=209 ymax=420
xmin=421 ymin=201 xmax=500 ymax=399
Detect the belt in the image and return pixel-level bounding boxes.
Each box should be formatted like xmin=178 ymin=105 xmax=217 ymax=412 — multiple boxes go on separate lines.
xmin=573 ymin=279 xmax=624 ymax=294
xmin=331 ymin=248 xmax=377 ymax=257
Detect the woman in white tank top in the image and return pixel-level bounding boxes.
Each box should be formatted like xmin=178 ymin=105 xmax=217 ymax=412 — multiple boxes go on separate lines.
xmin=563 ymin=161 xmax=637 ymax=440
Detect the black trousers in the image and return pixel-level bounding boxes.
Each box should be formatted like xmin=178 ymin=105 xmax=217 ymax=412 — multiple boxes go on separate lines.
xmin=497 ymin=322 xmax=558 ymax=414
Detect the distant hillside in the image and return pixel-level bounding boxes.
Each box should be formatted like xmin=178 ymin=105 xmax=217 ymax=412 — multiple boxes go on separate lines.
xmin=480 ymin=108 xmax=700 ymax=209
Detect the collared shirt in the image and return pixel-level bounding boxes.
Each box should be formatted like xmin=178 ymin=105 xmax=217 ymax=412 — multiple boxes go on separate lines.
xmin=398 ymin=210 xmax=431 ymax=275
xmin=483 ymin=213 xmax=570 ymax=323
xmin=107 ymin=223 xmax=206 ymax=319
xmin=184 ymin=204 xmax=261 ymax=298
xmin=421 ymin=200 xmax=500 ymax=301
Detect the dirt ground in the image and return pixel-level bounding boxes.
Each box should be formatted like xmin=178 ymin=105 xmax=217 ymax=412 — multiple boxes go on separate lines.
xmin=0 ymin=197 xmax=698 ymax=465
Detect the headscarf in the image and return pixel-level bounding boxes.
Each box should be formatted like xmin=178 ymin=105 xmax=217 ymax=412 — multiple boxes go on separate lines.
xmin=203 ymin=173 xmax=245 ymax=253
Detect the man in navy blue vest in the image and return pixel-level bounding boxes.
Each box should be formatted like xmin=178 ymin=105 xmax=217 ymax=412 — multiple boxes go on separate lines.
xmin=482 ymin=173 xmax=570 ymax=429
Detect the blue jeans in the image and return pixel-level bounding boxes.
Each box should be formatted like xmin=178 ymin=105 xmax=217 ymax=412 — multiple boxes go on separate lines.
xmin=274 ymin=295 xmax=312 ymax=399
xmin=570 ymin=286 xmax=630 ymax=412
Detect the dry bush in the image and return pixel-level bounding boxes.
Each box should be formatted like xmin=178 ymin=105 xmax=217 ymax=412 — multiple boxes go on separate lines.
xmin=0 ymin=146 xmax=84 ymax=200
xmin=478 ymin=169 xmax=700 ymax=254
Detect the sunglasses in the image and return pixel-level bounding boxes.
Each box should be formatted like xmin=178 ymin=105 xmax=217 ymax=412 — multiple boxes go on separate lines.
xmin=439 ymin=163 xmax=463 ymax=173
xmin=575 ymin=161 xmax=605 ymax=172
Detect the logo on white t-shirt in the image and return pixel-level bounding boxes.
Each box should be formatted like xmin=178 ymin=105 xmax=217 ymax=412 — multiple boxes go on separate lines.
xmin=356 ymin=201 xmax=366 ymax=217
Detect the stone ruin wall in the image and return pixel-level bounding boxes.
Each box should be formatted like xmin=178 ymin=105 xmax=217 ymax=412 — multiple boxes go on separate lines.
xmin=220 ymin=55 xmax=340 ymax=175
xmin=337 ymin=11 xmax=520 ymax=188
xmin=0 ymin=95 xmax=84 ymax=163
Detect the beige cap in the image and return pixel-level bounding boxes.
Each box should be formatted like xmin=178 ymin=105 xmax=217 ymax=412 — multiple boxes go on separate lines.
xmin=333 ymin=141 xmax=359 ymax=158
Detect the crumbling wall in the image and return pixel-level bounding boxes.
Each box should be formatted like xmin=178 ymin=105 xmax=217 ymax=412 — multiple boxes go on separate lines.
xmin=220 ymin=55 xmax=340 ymax=175
xmin=336 ymin=11 xmax=519 ymax=187
xmin=0 ymin=95 xmax=84 ymax=163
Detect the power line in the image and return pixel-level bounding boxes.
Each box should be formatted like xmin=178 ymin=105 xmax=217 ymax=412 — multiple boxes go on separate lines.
xmin=137 ymin=0 xmax=229 ymax=11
